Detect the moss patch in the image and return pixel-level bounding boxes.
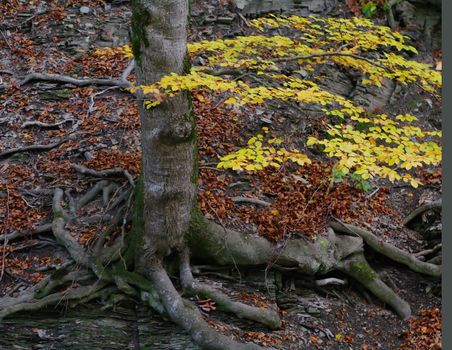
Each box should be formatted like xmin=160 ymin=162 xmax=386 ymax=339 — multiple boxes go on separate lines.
xmin=130 ymin=0 xmax=151 ymax=63
xmin=350 ymin=260 xmax=377 ymax=283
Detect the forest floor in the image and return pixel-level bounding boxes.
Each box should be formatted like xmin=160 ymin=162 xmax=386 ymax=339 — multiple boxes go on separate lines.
xmin=0 ymin=0 xmax=441 ymax=349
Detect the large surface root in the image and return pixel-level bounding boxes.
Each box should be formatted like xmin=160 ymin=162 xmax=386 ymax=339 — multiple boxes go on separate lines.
xmin=148 ymin=263 xmax=264 ymax=350
xmin=179 ymin=250 xmax=281 ymax=330
xmin=188 ymin=213 xmax=415 ymax=319
xmin=330 ymin=221 xmax=441 ymax=277
xmin=338 ymin=252 xmax=412 ymax=320
xmin=0 ymin=281 xmax=108 ymax=321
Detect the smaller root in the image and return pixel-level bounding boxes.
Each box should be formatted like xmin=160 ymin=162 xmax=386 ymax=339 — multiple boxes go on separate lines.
xmin=76 ymin=180 xmax=110 ymax=210
xmin=71 ymin=163 xmax=134 ymax=187
xmin=0 ymin=223 xmax=52 ymax=243
xmin=0 ymin=139 xmax=69 ymax=160
xmin=230 ymin=196 xmax=271 ymax=207
xmin=20 ymin=72 xmax=132 ymax=88
xmin=35 ymin=268 xmax=93 ymax=299
xmin=179 ymin=250 xmax=281 ymax=330
xmin=148 ymin=263 xmax=264 ymax=350
xmin=338 ymin=252 xmax=411 ymax=320
xmin=403 ymin=199 xmax=441 ymax=226
xmin=315 ymin=277 xmax=347 ymax=287
xmin=331 ymin=222 xmax=441 ymax=277
xmin=414 ymin=243 xmax=442 ymax=260
xmin=52 ymin=188 xmax=91 ymax=266
xmin=0 ymin=282 xmax=107 ymax=321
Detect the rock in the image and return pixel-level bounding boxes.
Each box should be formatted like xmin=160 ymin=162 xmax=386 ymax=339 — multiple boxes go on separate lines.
xmin=80 ymin=6 xmax=90 ymax=14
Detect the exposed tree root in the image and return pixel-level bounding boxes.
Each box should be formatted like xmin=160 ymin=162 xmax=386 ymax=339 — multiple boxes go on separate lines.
xmin=71 ymin=163 xmax=135 ymax=187
xmin=20 ymin=72 xmax=132 ymax=88
xmin=0 ymin=183 xmax=439 ymax=348
xmin=337 ymin=252 xmax=411 ymax=320
xmin=21 ymin=119 xmax=75 ymax=129
xmin=188 ymin=214 xmax=415 ymax=319
xmin=0 ymin=138 xmax=69 ymax=160
xmin=179 ymin=249 xmax=281 ymax=330
xmin=1 ymin=183 xmax=270 ymax=349
xmin=0 ymin=223 xmax=52 ymax=243
xmin=330 ymin=221 xmax=441 ymax=277
xmin=0 ymin=281 xmax=107 ymax=321
xmin=403 ymin=199 xmax=441 ymax=225
xmin=230 ymin=196 xmax=271 ymax=207
xmin=148 ymin=263 xmax=264 ymax=350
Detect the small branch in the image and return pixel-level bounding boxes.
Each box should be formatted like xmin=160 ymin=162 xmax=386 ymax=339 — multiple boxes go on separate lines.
xmin=403 ymin=199 xmax=441 ymax=225
xmin=0 ymin=139 xmax=68 ymax=160
xmin=414 ymin=243 xmax=442 ymax=258
xmin=330 ymin=221 xmax=441 ymax=277
xmin=315 ymin=278 xmax=347 ymax=287
xmin=274 ymin=51 xmax=388 ymax=70
xmin=20 ymin=73 xmax=132 ymax=88
xmin=71 ymin=163 xmax=134 ymax=187
xmin=21 ymin=119 xmax=74 ymax=129
xmin=230 ymin=196 xmax=271 ymax=207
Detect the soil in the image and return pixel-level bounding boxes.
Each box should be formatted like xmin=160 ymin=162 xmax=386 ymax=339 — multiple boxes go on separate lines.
xmin=0 ymin=0 xmax=441 ymax=349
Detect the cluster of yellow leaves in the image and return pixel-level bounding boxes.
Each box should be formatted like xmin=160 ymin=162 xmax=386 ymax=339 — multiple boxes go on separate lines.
xmin=93 ymin=45 xmax=133 ymax=59
xmin=94 ymin=15 xmax=442 ymax=188
xmin=217 ymin=128 xmax=311 ymax=171
xmin=307 ymin=114 xmax=441 ymax=187
xmin=131 ymin=69 xmax=365 ymax=115
xmin=249 ymin=15 xmax=441 ymax=93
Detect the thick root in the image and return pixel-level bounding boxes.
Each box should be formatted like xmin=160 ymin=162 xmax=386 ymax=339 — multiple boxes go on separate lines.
xmin=403 ymin=199 xmax=441 ymax=225
xmin=179 ymin=250 xmax=281 ymax=330
xmin=338 ymin=252 xmax=411 ymax=320
xmin=189 ymin=213 xmax=415 ymax=319
xmin=0 ymin=282 xmax=107 ymax=321
xmin=330 ymin=222 xmax=441 ymax=277
xmin=148 ymin=263 xmax=264 ymax=350
xmin=188 ymin=211 xmax=362 ymax=274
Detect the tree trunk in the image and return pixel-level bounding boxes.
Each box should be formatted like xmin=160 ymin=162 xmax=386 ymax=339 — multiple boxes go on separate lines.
xmin=131 ymin=0 xmax=196 ymax=269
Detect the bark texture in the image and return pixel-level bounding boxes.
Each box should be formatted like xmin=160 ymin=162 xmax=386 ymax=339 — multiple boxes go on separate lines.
xmin=132 ymin=0 xmax=196 ymax=265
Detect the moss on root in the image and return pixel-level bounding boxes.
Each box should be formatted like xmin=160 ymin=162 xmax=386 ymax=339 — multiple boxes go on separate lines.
xmin=124 ymin=176 xmax=145 ymax=268
xmin=349 ymin=260 xmax=378 ymax=283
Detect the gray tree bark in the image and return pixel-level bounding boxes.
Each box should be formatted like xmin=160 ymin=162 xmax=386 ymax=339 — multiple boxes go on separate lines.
xmin=131 ymin=0 xmax=196 ymax=268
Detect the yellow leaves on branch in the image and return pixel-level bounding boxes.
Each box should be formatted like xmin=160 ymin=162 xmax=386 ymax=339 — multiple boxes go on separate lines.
xmin=307 ymin=114 xmax=441 ymax=186
xmin=93 ymin=15 xmax=442 ymax=188
xmin=217 ymin=130 xmax=311 ymax=172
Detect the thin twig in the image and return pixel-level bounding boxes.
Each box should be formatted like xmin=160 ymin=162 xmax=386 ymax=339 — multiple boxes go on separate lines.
xmin=230 ymin=196 xmax=271 ymax=207
xmin=20 ymin=72 xmax=132 ymax=88
xmin=0 ymin=185 xmax=10 ymax=281
xmin=0 ymin=138 xmax=69 ymax=160
xmin=274 ymin=51 xmax=387 ymax=70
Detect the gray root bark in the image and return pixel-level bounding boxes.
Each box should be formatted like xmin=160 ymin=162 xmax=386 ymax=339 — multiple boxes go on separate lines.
xmin=148 ymin=264 xmax=263 ymax=350
xmin=402 ymin=199 xmax=441 ymax=225
xmin=179 ymin=250 xmax=281 ymax=329
xmin=188 ymin=214 xmax=413 ymax=319
xmin=19 ymin=72 xmax=132 ymax=88
xmin=330 ymin=221 xmax=441 ymax=277
xmin=337 ymin=253 xmax=411 ymax=320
